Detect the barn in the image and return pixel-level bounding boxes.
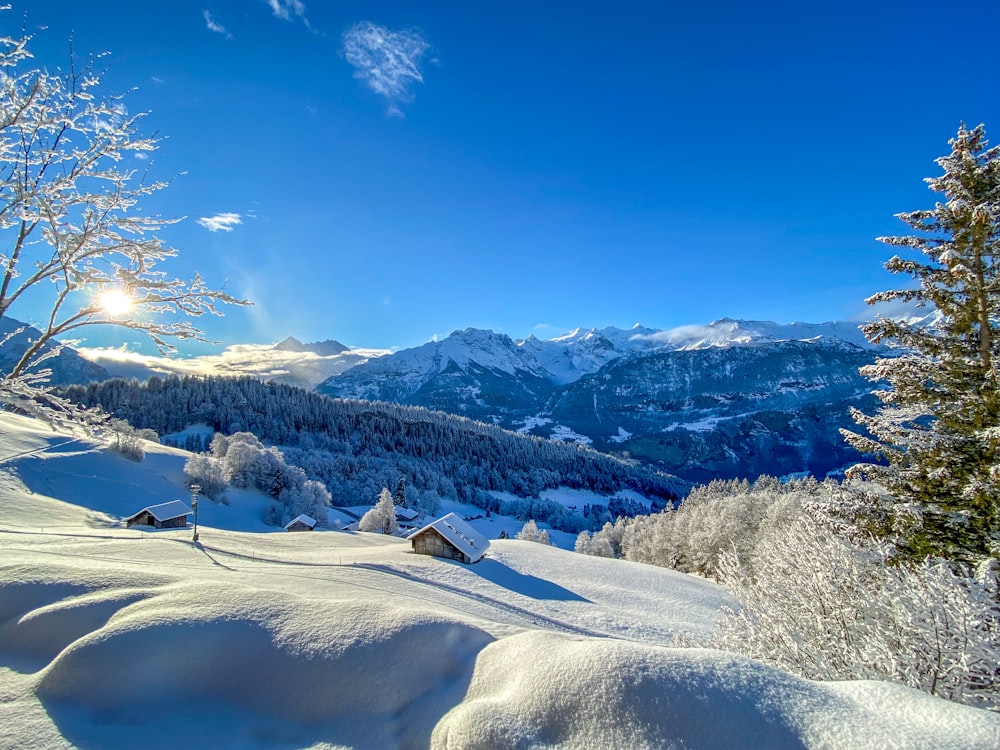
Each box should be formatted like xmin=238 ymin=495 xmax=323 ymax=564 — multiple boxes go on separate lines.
xmin=284 ymin=514 xmax=318 ymax=532
xmin=408 ymin=513 xmax=489 ymax=564
xmin=124 ymin=500 xmax=191 ymax=529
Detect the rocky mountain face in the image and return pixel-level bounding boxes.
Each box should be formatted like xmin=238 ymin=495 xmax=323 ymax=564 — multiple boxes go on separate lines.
xmin=317 ymin=320 xmax=883 ymax=482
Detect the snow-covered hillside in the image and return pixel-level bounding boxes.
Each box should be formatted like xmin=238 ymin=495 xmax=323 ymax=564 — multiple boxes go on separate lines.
xmin=1 ymin=412 xmax=997 ymax=749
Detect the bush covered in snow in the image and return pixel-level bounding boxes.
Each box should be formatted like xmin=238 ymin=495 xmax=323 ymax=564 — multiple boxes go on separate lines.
xmin=577 ymin=476 xmax=822 ymax=578
xmin=576 ymin=475 xmax=1000 ymax=711
xmin=106 ymin=418 xmax=153 ymax=462
xmin=715 ymin=509 xmax=1000 ymax=710
xmin=515 ymin=519 xmax=551 ymax=545
xmin=183 ymin=431 xmax=330 ymax=526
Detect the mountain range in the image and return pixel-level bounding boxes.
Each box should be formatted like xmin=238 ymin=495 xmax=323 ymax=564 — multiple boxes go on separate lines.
xmin=5 ymin=315 xmax=885 ymax=484
xmin=315 ymin=319 xmax=884 ymax=483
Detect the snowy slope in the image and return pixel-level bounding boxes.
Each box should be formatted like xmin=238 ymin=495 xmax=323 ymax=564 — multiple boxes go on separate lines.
xmin=1 ymin=412 xmax=998 ymax=749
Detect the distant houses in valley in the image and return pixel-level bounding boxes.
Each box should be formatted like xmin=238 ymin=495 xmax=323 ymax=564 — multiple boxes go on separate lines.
xmin=395 ymin=506 xmax=421 ymax=532
xmin=409 ymin=513 xmax=489 ymax=564
xmin=125 ymin=500 xmax=191 ymax=529
xmin=284 ymin=514 xmax=318 ymax=532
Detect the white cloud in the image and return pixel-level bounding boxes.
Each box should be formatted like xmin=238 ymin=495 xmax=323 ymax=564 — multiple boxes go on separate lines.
xmin=196 ymin=213 xmax=243 ymax=232
xmin=203 ymin=10 xmax=231 ymax=38
xmin=265 ymin=0 xmax=310 ymax=27
xmin=342 ymin=22 xmax=430 ymax=114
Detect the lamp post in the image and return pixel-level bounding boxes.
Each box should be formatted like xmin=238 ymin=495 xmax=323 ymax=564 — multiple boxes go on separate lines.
xmin=191 ymin=484 xmax=201 ymax=543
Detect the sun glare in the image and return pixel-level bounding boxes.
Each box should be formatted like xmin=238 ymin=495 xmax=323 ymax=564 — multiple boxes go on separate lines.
xmin=97 ymin=289 xmax=134 ymax=317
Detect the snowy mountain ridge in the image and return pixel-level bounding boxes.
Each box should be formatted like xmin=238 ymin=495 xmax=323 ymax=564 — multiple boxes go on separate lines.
xmin=318 ymin=318 xmax=875 ymax=398
xmin=316 ymin=320 xmax=883 ymax=482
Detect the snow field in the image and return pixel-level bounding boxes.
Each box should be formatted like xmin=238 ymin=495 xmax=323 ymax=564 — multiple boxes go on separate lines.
xmin=1 ymin=411 xmax=998 ymax=749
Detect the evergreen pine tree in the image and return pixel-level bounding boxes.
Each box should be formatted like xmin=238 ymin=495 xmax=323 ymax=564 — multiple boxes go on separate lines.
xmin=843 ymin=123 xmax=1000 ymax=562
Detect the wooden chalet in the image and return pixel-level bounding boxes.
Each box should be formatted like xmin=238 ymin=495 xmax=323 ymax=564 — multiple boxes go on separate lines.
xmin=125 ymin=500 xmax=191 ymax=529
xmin=408 ymin=513 xmax=489 ymax=564
xmin=284 ymin=513 xmax=318 ymax=532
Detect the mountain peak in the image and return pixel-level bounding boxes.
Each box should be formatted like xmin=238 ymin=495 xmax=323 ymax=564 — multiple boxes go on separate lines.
xmin=273 ymin=337 xmax=349 ymax=356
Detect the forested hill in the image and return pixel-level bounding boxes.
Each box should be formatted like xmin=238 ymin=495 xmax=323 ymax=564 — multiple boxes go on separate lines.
xmin=61 ymin=376 xmax=683 ymax=528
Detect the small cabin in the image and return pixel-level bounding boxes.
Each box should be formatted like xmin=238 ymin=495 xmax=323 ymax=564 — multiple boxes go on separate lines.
xmin=395 ymin=506 xmax=421 ymax=532
xmin=395 ymin=507 xmax=420 ymax=523
xmin=284 ymin=513 xmax=318 ymax=532
xmin=125 ymin=500 xmax=191 ymax=529
xmin=408 ymin=513 xmax=489 ymax=564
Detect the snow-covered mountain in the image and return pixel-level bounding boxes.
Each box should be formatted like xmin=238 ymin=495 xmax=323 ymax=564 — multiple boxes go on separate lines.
xmin=315 ymin=327 xmax=557 ymax=415
xmin=520 ymin=324 xmax=661 ymax=384
xmin=639 ymin=318 xmax=875 ymax=351
xmin=317 ymin=319 xmax=882 ymax=481
xmin=272 ymin=336 xmax=350 ymax=356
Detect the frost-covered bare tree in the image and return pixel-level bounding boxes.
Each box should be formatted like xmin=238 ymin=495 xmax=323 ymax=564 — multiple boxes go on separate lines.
xmin=0 ymin=21 xmax=247 ymax=412
xmin=842 ymin=124 xmax=1000 ymax=562
xmin=359 ymin=487 xmax=399 ymax=535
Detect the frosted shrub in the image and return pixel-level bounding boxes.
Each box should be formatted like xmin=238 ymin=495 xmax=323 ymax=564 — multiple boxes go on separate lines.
xmin=516 ymin=519 xmax=551 ymax=545
xmin=576 ymin=520 xmax=626 ymax=558
xmin=183 ymin=454 xmax=227 ymax=499
xmin=187 ymin=430 xmax=331 ymax=525
xmin=716 ymin=512 xmax=1000 ymax=710
xmin=107 ymin=419 xmax=145 ymax=462
xmin=582 ymin=477 xmax=820 ymax=579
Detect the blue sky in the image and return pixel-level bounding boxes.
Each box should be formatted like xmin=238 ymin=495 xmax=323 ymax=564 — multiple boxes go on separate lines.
xmin=11 ymin=1 xmax=1000 ymax=353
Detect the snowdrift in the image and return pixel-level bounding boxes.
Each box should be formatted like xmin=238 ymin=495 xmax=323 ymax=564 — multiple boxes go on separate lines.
xmin=3 ymin=565 xmax=492 ymax=749
xmin=432 ymin=631 xmax=999 ymax=749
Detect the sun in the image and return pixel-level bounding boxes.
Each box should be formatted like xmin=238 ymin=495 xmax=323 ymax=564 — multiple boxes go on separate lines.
xmin=97 ymin=289 xmax=134 ymax=317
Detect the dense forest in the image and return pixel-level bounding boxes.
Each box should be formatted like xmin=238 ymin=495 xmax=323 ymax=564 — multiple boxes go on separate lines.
xmin=61 ymin=375 xmax=683 ymax=530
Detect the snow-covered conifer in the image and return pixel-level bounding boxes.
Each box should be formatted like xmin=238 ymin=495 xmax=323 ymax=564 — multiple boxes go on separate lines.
xmin=843 ymin=124 xmax=1000 ymax=562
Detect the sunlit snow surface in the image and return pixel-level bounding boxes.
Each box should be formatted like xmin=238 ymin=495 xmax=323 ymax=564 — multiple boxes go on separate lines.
xmin=1 ymin=413 xmax=998 ymax=749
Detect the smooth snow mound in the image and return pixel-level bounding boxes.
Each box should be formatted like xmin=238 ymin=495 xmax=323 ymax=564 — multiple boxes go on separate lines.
xmin=4 ymin=565 xmax=492 ymax=750
xmin=431 ymin=631 xmax=1000 ymax=750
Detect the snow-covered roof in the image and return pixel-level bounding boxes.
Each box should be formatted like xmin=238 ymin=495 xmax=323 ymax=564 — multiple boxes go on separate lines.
xmin=395 ymin=507 xmax=420 ymax=522
xmin=409 ymin=513 xmax=490 ymax=563
xmin=284 ymin=514 xmax=317 ymax=530
xmin=126 ymin=500 xmax=191 ymax=523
